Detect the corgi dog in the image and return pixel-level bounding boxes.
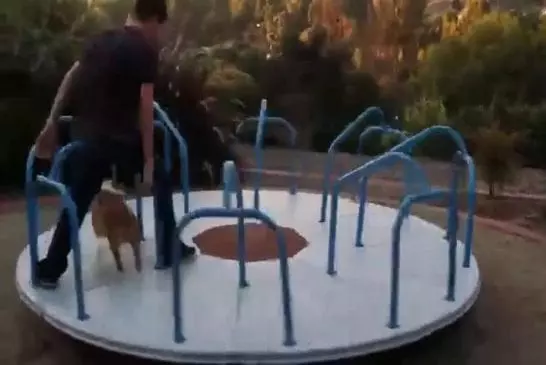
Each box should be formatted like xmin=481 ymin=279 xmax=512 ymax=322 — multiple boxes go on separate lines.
xmin=91 ymin=181 xmax=143 ymax=272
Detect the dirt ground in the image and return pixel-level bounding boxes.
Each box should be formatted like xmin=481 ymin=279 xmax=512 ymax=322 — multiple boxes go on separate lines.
xmin=1 ymin=198 xmax=546 ymax=365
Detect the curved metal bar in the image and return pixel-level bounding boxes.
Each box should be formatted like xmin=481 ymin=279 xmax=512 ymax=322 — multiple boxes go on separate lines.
xmin=153 ymin=102 xmax=190 ymax=214
xmin=24 ymin=141 xmax=89 ymax=320
xmin=389 ymin=126 xmax=476 ymax=268
xmin=389 ymin=125 xmax=468 ymax=156
xmin=25 ymin=142 xmax=83 ymax=286
xmin=222 ymin=161 xmax=248 ymax=288
xmin=388 ymin=188 xmax=458 ymax=329
xmin=173 ymin=207 xmax=295 ymax=347
xmin=35 ymin=175 xmax=89 ymax=321
xmin=327 ymin=152 xmax=429 ymax=275
xmin=49 ymin=141 xmax=84 ymax=182
xmin=461 ymin=154 xmax=476 ymax=268
xmin=25 ymin=145 xmax=38 ymax=187
xmin=354 ymin=126 xmax=409 ymax=231
xmin=25 ymin=146 xmax=40 ymax=285
xmin=356 ymin=126 xmax=408 ymax=156
xmin=236 ymin=117 xmax=298 ymax=146
xmin=253 ymin=99 xmax=268 ymax=209
xmin=237 ymin=114 xmax=299 ymax=196
xmin=319 ymin=107 xmax=385 ymax=222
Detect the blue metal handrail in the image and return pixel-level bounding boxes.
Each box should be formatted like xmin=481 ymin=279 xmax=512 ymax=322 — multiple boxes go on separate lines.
xmin=252 ymin=99 xmax=268 ymax=209
xmin=388 ymin=164 xmax=460 ymax=328
xmin=172 ymin=207 xmax=296 ymax=347
xmin=355 ymin=152 xmax=430 ymax=249
xmin=25 ymin=144 xmax=89 ymax=321
xmin=49 ymin=141 xmax=84 ymax=182
xmin=319 ymin=107 xmax=385 ymax=223
xmin=326 ymin=152 xmax=430 ymax=275
xmin=153 ymin=102 xmax=190 ymax=214
xmin=356 ymin=125 xmax=408 ymax=156
xmin=389 ymin=125 xmax=476 ymax=268
xmin=237 ymin=114 xmax=299 ymax=197
xmin=222 ymin=160 xmax=248 ymax=288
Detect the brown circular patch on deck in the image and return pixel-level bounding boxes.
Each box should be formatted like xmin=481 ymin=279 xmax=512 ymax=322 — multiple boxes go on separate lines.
xmin=193 ymin=223 xmax=308 ymax=262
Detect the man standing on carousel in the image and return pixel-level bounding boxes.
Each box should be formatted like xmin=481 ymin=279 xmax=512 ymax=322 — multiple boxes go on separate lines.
xmin=32 ymin=0 xmax=245 ymax=289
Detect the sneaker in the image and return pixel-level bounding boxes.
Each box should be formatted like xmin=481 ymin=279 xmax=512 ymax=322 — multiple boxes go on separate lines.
xmin=180 ymin=242 xmax=196 ymax=259
xmin=34 ymin=261 xmax=59 ymax=290
xmin=34 ymin=276 xmax=59 ymax=290
xmin=161 ymin=240 xmax=196 ymax=268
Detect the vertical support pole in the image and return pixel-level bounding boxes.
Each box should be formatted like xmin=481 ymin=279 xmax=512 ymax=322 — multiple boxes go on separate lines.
xmin=276 ymin=230 xmax=296 ymax=347
xmin=463 ymin=161 xmax=476 ymax=268
xmin=180 ymin=147 xmax=190 ymax=214
xmin=153 ymin=194 xmax=165 ymax=270
xmin=172 ymin=224 xmax=185 ymax=343
xmin=253 ymin=99 xmax=267 ymax=209
xmin=288 ymin=162 xmax=297 ymax=195
xmin=446 ymin=164 xmax=460 ymax=301
xmin=289 ymin=135 xmax=298 ymax=196
xmin=388 ymin=205 xmax=407 ymax=329
xmin=222 ymin=163 xmax=231 ymax=209
xmin=236 ymin=214 xmax=248 ymax=288
xmin=223 ymin=161 xmax=248 ymax=288
xmin=64 ymin=193 xmax=89 ymax=320
xmin=135 ymin=174 xmax=143 ymax=238
xmin=26 ymin=182 xmax=39 ymax=286
xmin=327 ymin=183 xmax=340 ymax=275
xmin=355 ymin=177 xmax=368 ymax=247
xmin=320 ymin=153 xmax=335 ymax=223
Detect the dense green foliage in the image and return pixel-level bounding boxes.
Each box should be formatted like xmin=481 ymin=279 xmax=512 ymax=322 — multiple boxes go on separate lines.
xmin=2 ymin=0 xmax=546 ymax=196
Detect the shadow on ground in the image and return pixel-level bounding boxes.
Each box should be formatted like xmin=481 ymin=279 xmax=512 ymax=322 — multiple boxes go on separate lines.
xmin=1 ymin=200 xmax=546 ymax=365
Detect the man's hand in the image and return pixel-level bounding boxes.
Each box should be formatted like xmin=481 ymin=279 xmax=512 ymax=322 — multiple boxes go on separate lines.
xmin=34 ymin=121 xmax=58 ymax=160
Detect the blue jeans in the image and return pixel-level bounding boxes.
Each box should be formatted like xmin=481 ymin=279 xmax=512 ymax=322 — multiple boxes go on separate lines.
xmin=37 ymin=137 xmax=176 ymax=280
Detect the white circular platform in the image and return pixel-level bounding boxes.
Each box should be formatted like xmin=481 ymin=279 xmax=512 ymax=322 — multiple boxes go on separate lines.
xmin=16 ymin=189 xmax=481 ymax=364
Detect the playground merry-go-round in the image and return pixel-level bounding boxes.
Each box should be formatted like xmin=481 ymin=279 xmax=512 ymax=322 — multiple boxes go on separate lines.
xmin=16 ymin=99 xmax=481 ymax=364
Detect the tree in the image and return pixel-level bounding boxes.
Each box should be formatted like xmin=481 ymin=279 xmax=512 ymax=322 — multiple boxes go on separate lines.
xmin=403 ymin=97 xmax=448 ymax=133
xmin=416 ymin=12 xmax=544 ymax=110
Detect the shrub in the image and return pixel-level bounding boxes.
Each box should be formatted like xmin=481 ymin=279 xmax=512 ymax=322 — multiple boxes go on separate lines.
xmin=204 ymin=63 xmax=259 ymax=104
xmin=473 ymin=122 xmax=519 ymax=197
xmin=402 ymin=97 xmax=458 ymax=160
xmin=513 ymin=104 xmax=546 ymax=168
xmin=403 ymin=97 xmax=448 ymax=133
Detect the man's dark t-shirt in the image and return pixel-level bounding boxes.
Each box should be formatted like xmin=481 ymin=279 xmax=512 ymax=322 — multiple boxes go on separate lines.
xmin=71 ymin=26 xmax=158 ymax=143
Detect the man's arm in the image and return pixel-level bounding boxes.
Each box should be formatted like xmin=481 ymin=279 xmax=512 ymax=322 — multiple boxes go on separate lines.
xmin=46 ymin=61 xmax=80 ymax=124
xmin=135 ymin=41 xmax=159 ymax=165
